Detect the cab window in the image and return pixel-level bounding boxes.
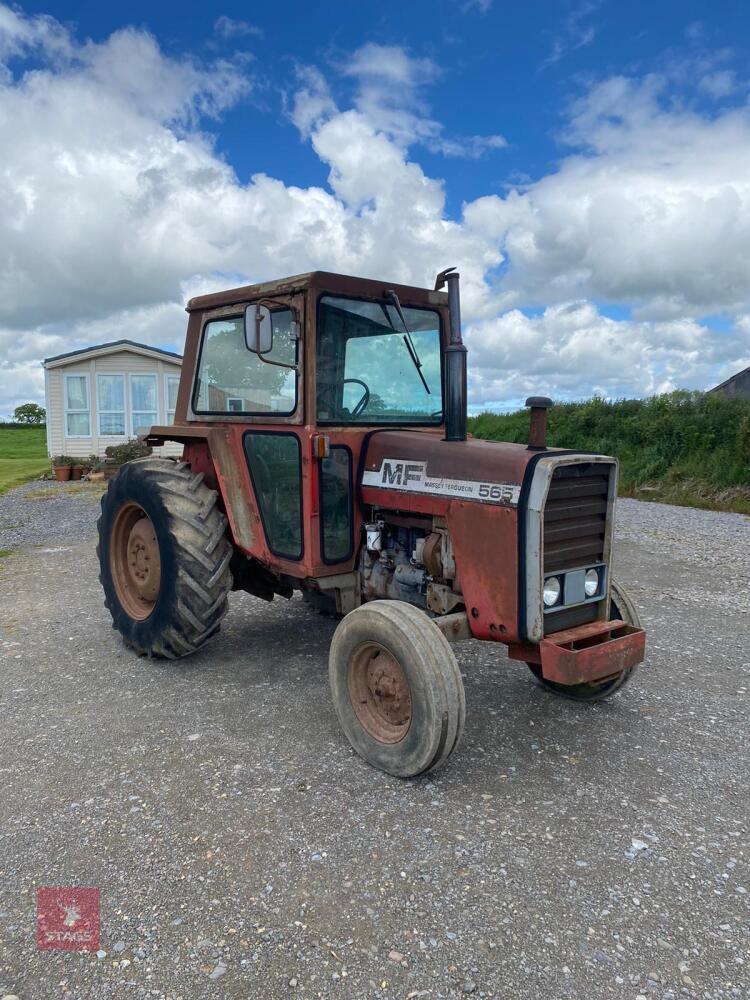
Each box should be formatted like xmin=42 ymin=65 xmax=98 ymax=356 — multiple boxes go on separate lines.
xmin=320 ymin=446 xmax=353 ymax=563
xmin=244 ymin=432 xmax=302 ymax=559
xmin=316 ymin=296 xmax=443 ymax=424
xmin=194 ymin=312 xmax=297 ymax=415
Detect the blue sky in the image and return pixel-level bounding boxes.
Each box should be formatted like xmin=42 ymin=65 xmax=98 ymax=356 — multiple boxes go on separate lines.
xmin=24 ymin=0 xmax=749 ymax=211
xmin=1 ymin=0 xmax=749 ymax=414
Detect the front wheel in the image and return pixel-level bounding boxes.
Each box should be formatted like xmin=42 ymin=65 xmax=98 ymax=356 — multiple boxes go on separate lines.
xmin=329 ymin=600 xmax=465 ymax=778
xmin=527 ymin=581 xmax=641 ymax=702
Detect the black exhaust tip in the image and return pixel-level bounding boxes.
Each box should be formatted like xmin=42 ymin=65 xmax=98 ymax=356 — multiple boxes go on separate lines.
xmin=442 ymin=270 xmax=467 ymax=442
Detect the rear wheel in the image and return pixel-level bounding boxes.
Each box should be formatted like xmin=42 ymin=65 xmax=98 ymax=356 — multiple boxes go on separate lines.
xmin=329 ymin=600 xmax=465 ymax=777
xmin=97 ymin=456 xmax=233 ymax=658
xmin=527 ymin=581 xmax=641 ymax=701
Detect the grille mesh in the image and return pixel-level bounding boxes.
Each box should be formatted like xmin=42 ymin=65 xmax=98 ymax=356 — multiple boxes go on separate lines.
xmin=543 ymin=463 xmax=611 ymax=574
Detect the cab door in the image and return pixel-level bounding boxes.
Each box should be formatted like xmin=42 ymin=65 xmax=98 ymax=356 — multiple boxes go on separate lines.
xmin=243 ymin=430 xmax=304 ymax=562
xmin=190 ymin=292 xmax=308 ymax=572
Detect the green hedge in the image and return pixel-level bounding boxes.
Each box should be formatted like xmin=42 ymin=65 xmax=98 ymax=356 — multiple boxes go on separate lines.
xmin=469 ymin=392 xmax=750 ymax=512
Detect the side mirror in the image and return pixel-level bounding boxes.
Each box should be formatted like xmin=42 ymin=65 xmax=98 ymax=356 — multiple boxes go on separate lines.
xmin=244 ymin=304 xmax=273 ymax=354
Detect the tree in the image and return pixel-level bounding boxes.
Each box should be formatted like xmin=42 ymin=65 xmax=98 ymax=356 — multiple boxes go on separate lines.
xmin=13 ymin=402 xmax=46 ymax=425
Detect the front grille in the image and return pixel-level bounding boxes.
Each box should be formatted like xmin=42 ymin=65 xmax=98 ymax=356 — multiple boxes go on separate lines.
xmin=544 ymin=463 xmax=610 ymax=572
xmin=543 ymin=462 xmax=613 ymax=633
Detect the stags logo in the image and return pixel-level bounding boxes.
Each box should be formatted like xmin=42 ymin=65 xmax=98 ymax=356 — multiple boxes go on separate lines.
xmin=37 ymin=887 xmax=100 ymax=951
xmin=362 ymin=458 xmax=521 ymax=506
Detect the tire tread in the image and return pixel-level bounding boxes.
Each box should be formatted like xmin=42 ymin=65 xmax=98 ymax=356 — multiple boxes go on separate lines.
xmin=97 ymin=456 xmax=233 ymax=659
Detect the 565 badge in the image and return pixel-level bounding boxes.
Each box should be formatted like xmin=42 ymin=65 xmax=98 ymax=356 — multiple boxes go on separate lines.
xmin=362 ymin=459 xmax=521 ymax=506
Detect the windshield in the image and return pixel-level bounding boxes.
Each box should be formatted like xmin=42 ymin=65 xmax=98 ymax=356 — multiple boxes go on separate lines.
xmin=316 ymin=296 xmax=443 ymax=424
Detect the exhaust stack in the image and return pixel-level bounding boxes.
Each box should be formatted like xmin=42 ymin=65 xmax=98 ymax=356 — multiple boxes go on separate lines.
xmin=525 ymin=396 xmax=553 ymax=450
xmin=436 ymin=267 xmax=467 ymax=442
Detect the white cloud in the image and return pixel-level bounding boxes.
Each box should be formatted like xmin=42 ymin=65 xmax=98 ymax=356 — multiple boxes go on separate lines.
xmin=698 ymin=69 xmax=738 ymax=99
xmin=465 ymin=73 xmax=750 ymax=323
xmin=462 ymin=0 xmax=493 ymax=12
xmin=438 ymin=133 xmax=508 ymax=158
xmin=465 ymin=302 xmax=749 ymax=410
xmin=542 ymin=1 xmax=600 ymax=68
xmin=0 ymin=16 xmax=505 ymax=414
xmin=335 ymin=43 xmax=507 ymax=158
xmin=0 ymin=21 xmax=253 ymax=338
xmin=213 ymin=16 xmax=263 ymax=40
xmin=0 ymin=7 xmax=748 ymax=418
xmin=343 ymin=42 xmax=438 ymax=89
xmin=289 ymin=64 xmax=337 ymax=138
xmin=0 ymin=3 xmax=70 ymax=65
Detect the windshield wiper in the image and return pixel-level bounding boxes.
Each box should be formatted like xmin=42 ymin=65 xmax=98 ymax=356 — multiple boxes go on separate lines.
xmin=384 ymin=290 xmax=431 ymax=395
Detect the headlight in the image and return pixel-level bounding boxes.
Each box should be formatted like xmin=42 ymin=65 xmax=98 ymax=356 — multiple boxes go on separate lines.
xmin=584 ymin=568 xmax=600 ymax=597
xmin=543 ymin=576 xmax=561 ymax=607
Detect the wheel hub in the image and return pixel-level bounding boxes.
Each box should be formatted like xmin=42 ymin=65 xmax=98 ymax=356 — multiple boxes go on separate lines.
xmin=110 ymin=502 xmax=161 ymax=620
xmin=126 ymin=517 xmax=160 ymax=600
xmin=348 ymin=643 xmax=412 ymax=744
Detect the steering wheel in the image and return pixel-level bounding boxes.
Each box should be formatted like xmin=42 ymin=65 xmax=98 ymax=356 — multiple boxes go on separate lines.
xmin=319 ymin=378 xmax=370 ymax=419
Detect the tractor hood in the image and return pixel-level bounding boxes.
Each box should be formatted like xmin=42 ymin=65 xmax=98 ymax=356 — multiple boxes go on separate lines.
xmin=361 ymin=430 xmax=565 ymax=509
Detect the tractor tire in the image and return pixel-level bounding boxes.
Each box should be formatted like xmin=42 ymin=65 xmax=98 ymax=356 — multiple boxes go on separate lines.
xmin=329 ymin=600 xmax=465 ymax=778
xmin=527 ymin=580 xmax=641 ymax=702
xmin=97 ymin=456 xmax=233 ymax=659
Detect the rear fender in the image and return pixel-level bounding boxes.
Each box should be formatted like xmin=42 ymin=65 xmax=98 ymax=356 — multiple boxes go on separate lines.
xmin=177 ymin=435 xmax=258 ymax=553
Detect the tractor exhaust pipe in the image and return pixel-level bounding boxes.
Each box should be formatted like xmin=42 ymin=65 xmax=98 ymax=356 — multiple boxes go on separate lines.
xmin=525 ymin=396 xmax=553 ymax=450
xmin=436 ymin=267 xmax=467 ymax=442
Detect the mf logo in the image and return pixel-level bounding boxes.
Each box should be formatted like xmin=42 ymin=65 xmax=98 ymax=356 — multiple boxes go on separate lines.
xmin=381 ymin=461 xmax=426 ymax=486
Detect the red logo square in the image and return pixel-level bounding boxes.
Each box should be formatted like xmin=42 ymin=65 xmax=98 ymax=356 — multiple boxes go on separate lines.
xmin=36 ymin=887 xmax=100 ymax=951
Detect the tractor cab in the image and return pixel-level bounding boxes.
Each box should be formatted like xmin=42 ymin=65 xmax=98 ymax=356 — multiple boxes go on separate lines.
xmin=143 ymin=271 xmax=462 ymax=584
xmin=185 ymin=270 xmax=454 ymax=429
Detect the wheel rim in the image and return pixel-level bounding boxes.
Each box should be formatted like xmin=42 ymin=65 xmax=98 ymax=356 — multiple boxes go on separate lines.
xmin=110 ymin=502 xmax=161 ymax=620
xmin=347 ymin=642 xmax=412 ymax=744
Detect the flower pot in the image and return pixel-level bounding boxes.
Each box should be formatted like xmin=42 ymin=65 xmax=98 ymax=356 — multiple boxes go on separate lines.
xmin=70 ymin=466 xmax=83 ymax=481
xmin=53 ymin=465 xmax=72 ymax=482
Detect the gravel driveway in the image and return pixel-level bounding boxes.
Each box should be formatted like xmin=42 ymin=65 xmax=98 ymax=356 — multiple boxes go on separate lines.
xmin=0 ymin=483 xmax=747 ymax=1000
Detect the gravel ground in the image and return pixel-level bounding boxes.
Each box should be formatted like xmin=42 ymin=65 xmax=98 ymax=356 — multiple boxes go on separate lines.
xmin=0 ymin=484 xmax=747 ymax=1000
xmin=0 ymin=480 xmax=105 ymax=550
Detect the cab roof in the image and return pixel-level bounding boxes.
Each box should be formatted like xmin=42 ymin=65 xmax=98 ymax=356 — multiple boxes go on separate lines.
xmin=186 ymin=270 xmax=449 ymax=314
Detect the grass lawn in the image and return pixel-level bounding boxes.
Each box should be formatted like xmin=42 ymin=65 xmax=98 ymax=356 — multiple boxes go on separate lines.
xmin=0 ymin=426 xmax=50 ymax=494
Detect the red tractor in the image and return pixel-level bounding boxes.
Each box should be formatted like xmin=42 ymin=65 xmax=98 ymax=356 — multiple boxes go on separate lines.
xmin=97 ymin=268 xmax=646 ymax=777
